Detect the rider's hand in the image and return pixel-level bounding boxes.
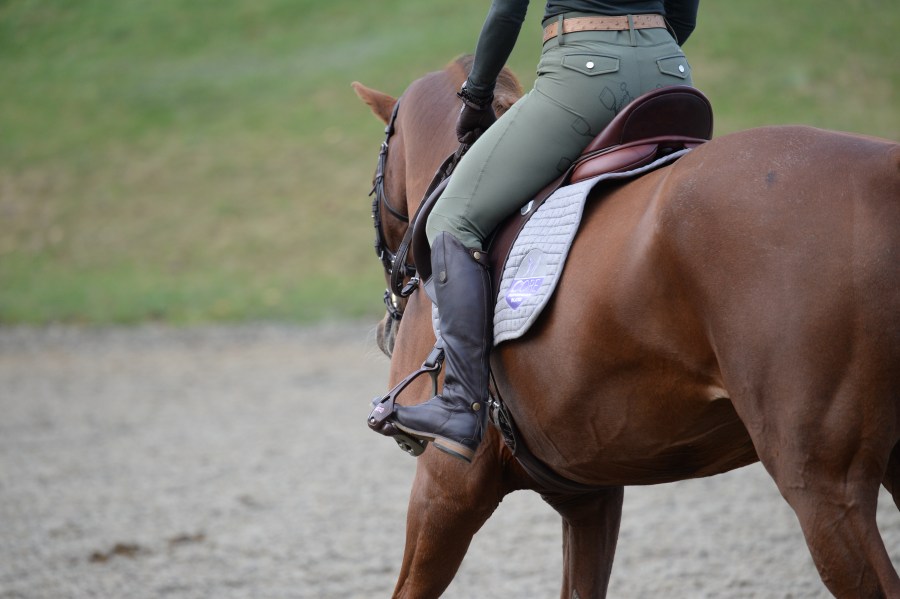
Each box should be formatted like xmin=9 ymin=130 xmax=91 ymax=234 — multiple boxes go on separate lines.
xmin=455 ymin=84 xmax=496 ymax=145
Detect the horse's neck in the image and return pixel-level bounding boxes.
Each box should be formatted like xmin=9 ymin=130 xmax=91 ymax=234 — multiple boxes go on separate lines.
xmin=401 ymin=90 xmax=461 ymax=204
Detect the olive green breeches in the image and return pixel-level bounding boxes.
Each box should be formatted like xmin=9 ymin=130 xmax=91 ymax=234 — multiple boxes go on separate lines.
xmin=426 ymin=26 xmax=693 ymax=250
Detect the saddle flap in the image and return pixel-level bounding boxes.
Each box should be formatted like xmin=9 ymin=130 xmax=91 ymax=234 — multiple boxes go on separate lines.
xmin=570 ymin=142 xmax=659 ymax=182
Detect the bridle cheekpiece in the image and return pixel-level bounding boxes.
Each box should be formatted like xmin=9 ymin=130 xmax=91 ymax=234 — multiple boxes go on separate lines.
xmin=369 ymin=100 xmax=417 ymax=320
xmin=367 ymin=99 xmax=469 ymax=321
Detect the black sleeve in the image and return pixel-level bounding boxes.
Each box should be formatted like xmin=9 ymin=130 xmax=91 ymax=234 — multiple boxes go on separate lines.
xmin=466 ymin=0 xmax=530 ymax=99
xmin=664 ymin=0 xmax=699 ymax=45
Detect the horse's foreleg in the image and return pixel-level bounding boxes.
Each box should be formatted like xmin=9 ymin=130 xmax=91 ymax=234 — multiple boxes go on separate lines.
xmin=393 ymin=464 xmax=495 ymax=599
xmin=544 ymin=488 xmax=624 ymax=599
xmin=747 ymin=392 xmax=900 ymax=598
xmin=392 ymin=436 xmax=523 ymax=599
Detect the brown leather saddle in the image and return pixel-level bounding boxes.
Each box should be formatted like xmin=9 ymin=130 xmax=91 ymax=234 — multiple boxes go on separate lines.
xmin=410 ymin=85 xmax=713 ymax=292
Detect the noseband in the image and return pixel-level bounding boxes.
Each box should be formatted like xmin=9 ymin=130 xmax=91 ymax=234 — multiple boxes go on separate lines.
xmin=369 ymin=100 xmax=417 ymax=320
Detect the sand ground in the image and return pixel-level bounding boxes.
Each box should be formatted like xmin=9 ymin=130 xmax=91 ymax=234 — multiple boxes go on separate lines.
xmin=1 ymin=322 xmax=897 ymax=598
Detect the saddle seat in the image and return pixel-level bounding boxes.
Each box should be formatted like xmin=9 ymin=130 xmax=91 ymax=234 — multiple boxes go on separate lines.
xmin=410 ymin=85 xmax=713 ymax=286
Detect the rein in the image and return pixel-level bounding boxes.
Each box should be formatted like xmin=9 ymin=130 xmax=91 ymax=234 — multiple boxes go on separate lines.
xmin=369 ymin=98 xmax=467 ymax=320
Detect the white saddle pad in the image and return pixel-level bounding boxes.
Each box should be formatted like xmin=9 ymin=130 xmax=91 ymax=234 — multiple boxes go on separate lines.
xmin=492 ymin=149 xmax=690 ymax=345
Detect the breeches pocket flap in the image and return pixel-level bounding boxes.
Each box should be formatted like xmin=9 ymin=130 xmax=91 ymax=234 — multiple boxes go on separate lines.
xmin=561 ymin=54 xmax=619 ymax=76
xmin=656 ymin=55 xmax=690 ymax=79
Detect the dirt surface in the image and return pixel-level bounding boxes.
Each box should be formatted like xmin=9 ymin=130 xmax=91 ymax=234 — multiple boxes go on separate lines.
xmin=1 ymin=322 xmax=897 ymax=598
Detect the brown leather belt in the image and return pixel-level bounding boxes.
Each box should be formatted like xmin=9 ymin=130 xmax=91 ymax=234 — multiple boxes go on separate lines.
xmin=543 ymin=14 xmax=666 ymax=44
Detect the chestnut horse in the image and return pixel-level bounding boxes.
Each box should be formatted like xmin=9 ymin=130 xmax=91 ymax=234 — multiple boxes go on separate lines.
xmin=353 ymin=57 xmax=900 ymax=598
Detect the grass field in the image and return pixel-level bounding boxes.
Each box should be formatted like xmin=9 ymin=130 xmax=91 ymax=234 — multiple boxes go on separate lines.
xmin=1 ymin=0 xmax=897 ymax=324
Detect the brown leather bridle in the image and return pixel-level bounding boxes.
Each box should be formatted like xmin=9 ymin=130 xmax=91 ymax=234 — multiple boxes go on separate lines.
xmin=368 ymin=99 xmax=469 ymax=322
xmin=369 ymin=99 xmax=417 ymax=321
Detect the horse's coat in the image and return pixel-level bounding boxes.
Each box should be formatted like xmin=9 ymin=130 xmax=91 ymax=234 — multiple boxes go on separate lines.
xmin=354 ymin=57 xmax=900 ymax=599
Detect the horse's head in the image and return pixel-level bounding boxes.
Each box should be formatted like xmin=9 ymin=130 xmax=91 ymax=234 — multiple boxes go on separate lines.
xmin=353 ymin=57 xmax=522 ymax=357
xmin=352 ymin=81 xmax=409 ymax=356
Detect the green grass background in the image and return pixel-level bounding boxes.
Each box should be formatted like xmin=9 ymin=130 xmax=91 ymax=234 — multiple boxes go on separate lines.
xmin=1 ymin=0 xmax=897 ymax=324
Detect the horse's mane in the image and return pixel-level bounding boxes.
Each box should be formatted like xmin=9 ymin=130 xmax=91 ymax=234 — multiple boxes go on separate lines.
xmin=447 ymin=55 xmax=523 ymax=115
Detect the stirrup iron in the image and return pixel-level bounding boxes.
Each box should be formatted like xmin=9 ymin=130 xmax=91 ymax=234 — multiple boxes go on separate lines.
xmin=368 ymin=343 xmax=445 ymax=457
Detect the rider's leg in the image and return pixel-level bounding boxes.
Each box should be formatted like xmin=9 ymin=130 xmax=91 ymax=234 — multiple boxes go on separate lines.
xmin=392 ymin=231 xmax=492 ymax=462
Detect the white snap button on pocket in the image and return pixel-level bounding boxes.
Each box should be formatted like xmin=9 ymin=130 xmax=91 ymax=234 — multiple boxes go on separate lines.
xmin=678 ymin=64 xmax=685 ymax=73
xmin=586 ymin=61 xmax=594 ymax=69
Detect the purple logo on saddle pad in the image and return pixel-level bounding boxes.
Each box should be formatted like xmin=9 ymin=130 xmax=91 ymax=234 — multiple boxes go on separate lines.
xmin=506 ymin=277 xmax=544 ymax=309
xmin=505 ymin=249 xmax=549 ymax=309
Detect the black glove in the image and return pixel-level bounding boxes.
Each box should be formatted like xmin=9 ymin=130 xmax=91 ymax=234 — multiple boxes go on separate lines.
xmin=455 ymin=84 xmax=496 ymax=144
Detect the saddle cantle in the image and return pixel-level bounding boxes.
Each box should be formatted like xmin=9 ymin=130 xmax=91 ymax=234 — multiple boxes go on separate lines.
xmin=410 ymin=85 xmax=713 ymax=289
xmin=571 ymin=84 xmax=713 ymax=181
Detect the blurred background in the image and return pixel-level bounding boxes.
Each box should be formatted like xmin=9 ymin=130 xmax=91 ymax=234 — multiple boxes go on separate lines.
xmin=1 ymin=0 xmax=898 ymax=325
xmin=1 ymin=3 xmax=899 ymax=597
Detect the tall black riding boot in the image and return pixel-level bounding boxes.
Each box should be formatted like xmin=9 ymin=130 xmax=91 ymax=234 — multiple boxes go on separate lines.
xmin=393 ymin=231 xmax=492 ymax=462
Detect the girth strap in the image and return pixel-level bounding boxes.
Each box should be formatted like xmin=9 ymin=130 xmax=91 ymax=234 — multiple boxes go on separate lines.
xmin=488 ymin=384 xmax=607 ymax=496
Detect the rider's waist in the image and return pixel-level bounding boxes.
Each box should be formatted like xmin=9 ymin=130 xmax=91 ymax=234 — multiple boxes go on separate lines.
xmin=542 ymin=14 xmax=666 ymax=44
